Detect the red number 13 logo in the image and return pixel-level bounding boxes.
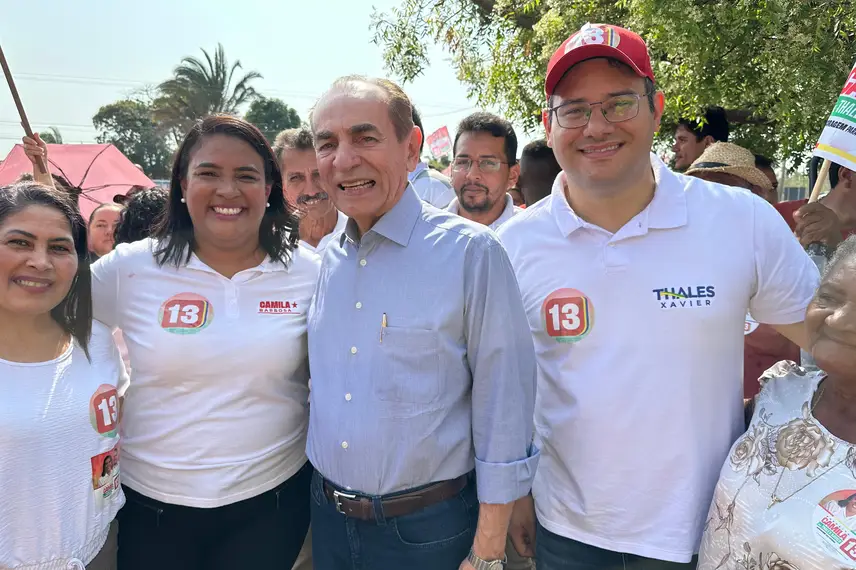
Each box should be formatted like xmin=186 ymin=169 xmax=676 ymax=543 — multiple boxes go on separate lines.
xmin=90 ymin=385 xmax=119 ymax=436
xmin=542 ymin=288 xmax=594 ymax=343
xmin=840 ymin=538 xmax=856 ymax=561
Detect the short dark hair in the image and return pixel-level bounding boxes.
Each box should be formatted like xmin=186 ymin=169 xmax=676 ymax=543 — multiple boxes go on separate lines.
xmin=754 ymin=155 xmax=775 ymax=170
xmin=272 ymin=127 xmax=314 ymax=166
xmin=0 ymin=181 xmax=92 ymax=358
xmin=678 ymin=107 xmax=730 ymax=142
xmin=453 ymin=112 xmax=518 ymax=166
xmin=831 ymin=161 xmax=843 ymax=189
xmin=412 ymin=106 xmax=425 ymax=156
xmin=153 ymin=114 xmax=299 ymax=268
xmin=521 ymin=139 xmax=558 ymax=163
xmin=114 ymin=187 xmax=168 ymax=245
xmin=315 ymin=76 xmax=414 ymax=142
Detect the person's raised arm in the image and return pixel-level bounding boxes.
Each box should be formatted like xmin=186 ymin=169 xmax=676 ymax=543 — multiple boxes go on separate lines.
xmin=21 ymin=134 xmax=55 ymax=188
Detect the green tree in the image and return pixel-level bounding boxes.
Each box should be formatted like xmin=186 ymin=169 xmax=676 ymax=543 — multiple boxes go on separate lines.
xmin=93 ymin=99 xmax=173 ymax=178
xmin=38 ymin=126 xmax=63 ymax=144
xmin=372 ymin=0 xmax=856 ymax=165
xmin=244 ymin=97 xmax=301 ymax=143
xmin=154 ymin=43 xmax=262 ymax=138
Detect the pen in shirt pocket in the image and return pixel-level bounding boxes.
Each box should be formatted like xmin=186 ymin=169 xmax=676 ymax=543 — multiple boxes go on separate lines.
xmin=380 ymin=313 xmax=387 ymax=343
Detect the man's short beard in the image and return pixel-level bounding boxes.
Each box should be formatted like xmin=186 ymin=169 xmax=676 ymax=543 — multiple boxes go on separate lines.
xmin=459 ymin=197 xmax=495 ymax=213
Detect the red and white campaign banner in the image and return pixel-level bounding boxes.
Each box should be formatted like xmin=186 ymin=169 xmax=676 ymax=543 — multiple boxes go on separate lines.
xmin=426 ymin=126 xmax=452 ymax=159
xmin=815 ymin=61 xmax=856 ymax=172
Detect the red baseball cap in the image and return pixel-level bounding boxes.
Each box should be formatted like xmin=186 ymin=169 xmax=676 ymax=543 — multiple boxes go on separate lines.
xmin=545 ymin=23 xmax=655 ymax=97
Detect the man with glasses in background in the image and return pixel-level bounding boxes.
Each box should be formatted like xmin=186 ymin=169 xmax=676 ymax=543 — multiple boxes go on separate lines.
xmin=447 ymin=112 xmax=522 ymax=230
xmin=498 ymin=23 xmax=819 ymax=569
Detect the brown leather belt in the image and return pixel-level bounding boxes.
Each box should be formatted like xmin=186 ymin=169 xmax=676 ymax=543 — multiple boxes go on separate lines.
xmin=323 ymin=474 xmax=469 ymax=520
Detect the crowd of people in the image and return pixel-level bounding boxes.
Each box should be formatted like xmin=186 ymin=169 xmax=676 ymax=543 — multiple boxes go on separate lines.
xmin=2 ymin=21 xmax=856 ymax=570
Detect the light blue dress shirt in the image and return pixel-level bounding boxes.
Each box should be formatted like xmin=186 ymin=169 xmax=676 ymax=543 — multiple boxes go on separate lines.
xmin=307 ymin=185 xmax=538 ymax=504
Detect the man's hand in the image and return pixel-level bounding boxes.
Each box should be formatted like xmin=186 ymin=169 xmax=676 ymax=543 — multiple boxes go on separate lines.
xmin=21 ymin=134 xmax=55 ymax=188
xmin=793 ymin=202 xmax=842 ymax=248
xmin=458 ymin=560 xmax=476 ymax=570
xmin=508 ymin=494 xmax=536 ymax=558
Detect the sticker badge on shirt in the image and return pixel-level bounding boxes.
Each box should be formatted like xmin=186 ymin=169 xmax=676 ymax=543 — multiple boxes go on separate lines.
xmin=814 ymin=490 xmax=856 ymax=563
xmin=745 ymin=312 xmax=759 ymax=335
xmin=158 ymin=292 xmax=214 ymax=334
xmin=91 ymin=443 xmax=121 ymax=506
xmin=90 ymin=384 xmax=119 ymax=437
xmin=542 ymin=288 xmax=594 ymax=343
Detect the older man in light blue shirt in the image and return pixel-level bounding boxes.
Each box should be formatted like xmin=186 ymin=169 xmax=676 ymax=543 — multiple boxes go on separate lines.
xmin=307 ymin=75 xmax=538 ymax=570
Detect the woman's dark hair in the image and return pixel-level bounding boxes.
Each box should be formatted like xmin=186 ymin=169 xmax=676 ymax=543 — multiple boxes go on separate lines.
xmin=154 ymin=114 xmax=299 ymax=267
xmin=837 ymin=492 xmax=856 ymax=507
xmin=0 ymin=181 xmax=92 ymax=358
xmin=102 ymin=454 xmax=113 ymax=474
xmin=115 ymin=187 xmax=168 ymax=245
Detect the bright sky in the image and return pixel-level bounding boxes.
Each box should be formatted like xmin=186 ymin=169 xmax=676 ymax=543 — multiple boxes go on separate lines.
xmin=0 ymin=0 xmax=538 ymax=161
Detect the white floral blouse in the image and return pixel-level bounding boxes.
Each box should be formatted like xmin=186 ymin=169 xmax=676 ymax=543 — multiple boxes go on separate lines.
xmin=698 ymin=361 xmax=856 ymax=570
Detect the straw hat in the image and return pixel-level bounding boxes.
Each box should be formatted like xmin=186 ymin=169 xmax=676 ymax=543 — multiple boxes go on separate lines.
xmin=685 ymin=142 xmax=772 ymax=191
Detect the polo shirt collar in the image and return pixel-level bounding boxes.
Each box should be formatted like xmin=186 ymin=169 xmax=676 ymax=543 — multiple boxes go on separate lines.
xmin=408 ymin=162 xmax=428 ymax=182
xmin=446 ymin=193 xmax=518 ymax=230
xmin=550 ymin=153 xmax=688 ymax=237
xmin=341 ymin=183 xmax=422 ymax=247
xmin=184 ymin=250 xmax=290 ymax=275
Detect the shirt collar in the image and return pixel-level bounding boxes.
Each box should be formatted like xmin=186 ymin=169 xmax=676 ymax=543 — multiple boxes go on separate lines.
xmin=408 ymin=162 xmax=428 ymax=182
xmin=184 ymin=251 xmax=290 ymax=275
xmin=341 ymin=183 xmax=422 ymax=247
xmin=550 ymin=153 xmax=688 ymax=237
xmin=446 ymin=193 xmax=518 ymax=230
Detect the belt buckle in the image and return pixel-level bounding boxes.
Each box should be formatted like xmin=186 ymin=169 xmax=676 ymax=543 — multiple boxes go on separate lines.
xmin=332 ymin=489 xmax=357 ymax=514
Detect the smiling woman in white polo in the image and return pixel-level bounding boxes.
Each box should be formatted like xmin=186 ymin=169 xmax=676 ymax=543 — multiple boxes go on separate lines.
xmin=90 ymin=115 xmax=319 ymax=570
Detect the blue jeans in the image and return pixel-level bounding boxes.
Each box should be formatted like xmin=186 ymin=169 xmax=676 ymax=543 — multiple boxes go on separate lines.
xmin=536 ymin=523 xmax=697 ymax=570
xmin=310 ymin=470 xmax=479 ymax=570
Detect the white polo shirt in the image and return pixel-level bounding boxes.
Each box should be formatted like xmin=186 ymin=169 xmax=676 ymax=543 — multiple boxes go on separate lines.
xmin=299 ymin=210 xmax=348 ymax=254
xmin=446 ymin=193 xmax=522 ymax=231
xmin=497 ymin=155 xmax=819 ymax=563
xmin=91 ymin=238 xmax=320 ymax=508
xmin=409 ymin=162 xmax=456 ymax=208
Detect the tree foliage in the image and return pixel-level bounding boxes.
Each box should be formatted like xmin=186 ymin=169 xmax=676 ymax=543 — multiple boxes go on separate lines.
xmin=38 ymin=126 xmax=63 ymax=144
xmin=372 ymin=0 xmax=856 ymax=166
xmin=153 ymin=43 xmax=262 ymax=138
xmin=92 ymin=99 xmax=173 ymax=178
xmin=244 ymin=97 xmax=301 ymax=143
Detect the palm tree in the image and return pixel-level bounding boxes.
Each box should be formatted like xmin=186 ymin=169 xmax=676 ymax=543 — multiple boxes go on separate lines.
xmin=38 ymin=126 xmax=63 ymax=144
xmin=153 ymin=44 xmax=262 ymax=138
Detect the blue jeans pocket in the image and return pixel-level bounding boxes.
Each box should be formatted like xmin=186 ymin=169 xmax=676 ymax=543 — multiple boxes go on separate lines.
xmin=391 ymin=492 xmax=474 ymax=549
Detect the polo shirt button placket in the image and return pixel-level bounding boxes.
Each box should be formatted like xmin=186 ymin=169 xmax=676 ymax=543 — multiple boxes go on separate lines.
xmin=225 ymin=281 xmax=240 ymax=319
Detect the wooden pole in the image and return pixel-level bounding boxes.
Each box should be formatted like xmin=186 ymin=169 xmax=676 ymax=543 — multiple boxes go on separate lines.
xmin=808 ymin=159 xmax=832 ymax=203
xmin=0 ymin=43 xmax=47 ymax=173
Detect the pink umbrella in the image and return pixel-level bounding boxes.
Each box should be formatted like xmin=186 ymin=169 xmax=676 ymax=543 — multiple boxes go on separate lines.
xmin=0 ymin=143 xmax=156 ymax=219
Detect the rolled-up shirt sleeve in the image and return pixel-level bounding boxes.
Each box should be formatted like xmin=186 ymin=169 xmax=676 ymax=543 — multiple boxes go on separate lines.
xmin=464 ymin=235 xmax=539 ymax=504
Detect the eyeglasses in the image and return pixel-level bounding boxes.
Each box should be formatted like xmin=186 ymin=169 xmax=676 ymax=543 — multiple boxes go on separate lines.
xmin=451 ymin=157 xmax=507 ymax=173
xmin=546 ymin=92 xmax=652 ymax=129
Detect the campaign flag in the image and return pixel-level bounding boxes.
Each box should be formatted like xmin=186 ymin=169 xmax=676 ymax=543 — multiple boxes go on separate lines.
xmin=815 ymin=62 xmax=856 ymax=172
xmin=426 ymin=126 xmax=452 ymax=159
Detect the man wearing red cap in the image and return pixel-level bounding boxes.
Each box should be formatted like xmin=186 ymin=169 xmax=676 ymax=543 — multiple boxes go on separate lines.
xmin=498 ymin=23 xmax=820 ymax=569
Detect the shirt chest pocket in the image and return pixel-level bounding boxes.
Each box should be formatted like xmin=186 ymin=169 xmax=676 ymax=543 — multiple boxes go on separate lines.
xmin=371 ymin=327 xmax=441 ymax=407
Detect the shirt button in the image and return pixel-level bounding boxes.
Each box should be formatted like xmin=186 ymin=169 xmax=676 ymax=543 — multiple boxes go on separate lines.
xmin=350 ymin=346 xmax=357 ymax=354
xmin=341 ymin=441 xmax=349 ymax=449
xmin=359 ymin=259 xmax=367 ymax=267
xmin=345 ymin=393 xmax=352 ymax=401
xmin=355 ymin=302 xmax=362 ymax=309
xmin=608 ymin=243 xmax=616 ymax=247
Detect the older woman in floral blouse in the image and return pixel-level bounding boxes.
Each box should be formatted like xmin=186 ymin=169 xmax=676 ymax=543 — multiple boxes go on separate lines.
xmin=698 ymin=235 xmax=856 ymax=570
